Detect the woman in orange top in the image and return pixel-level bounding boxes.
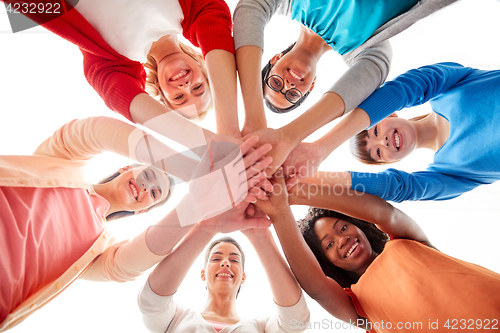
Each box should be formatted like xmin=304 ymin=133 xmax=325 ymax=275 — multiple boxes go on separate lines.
xmin=256 ymin=174 xmax=500 ymax=332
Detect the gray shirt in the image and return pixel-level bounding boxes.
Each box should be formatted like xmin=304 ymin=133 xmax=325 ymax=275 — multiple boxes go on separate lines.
xmin=233 ymin=0 xmax=457 ymax=113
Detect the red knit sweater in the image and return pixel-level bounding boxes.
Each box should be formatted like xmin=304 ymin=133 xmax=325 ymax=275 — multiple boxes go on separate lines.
xmin=11 ymin=0 xmax=234 ymax=121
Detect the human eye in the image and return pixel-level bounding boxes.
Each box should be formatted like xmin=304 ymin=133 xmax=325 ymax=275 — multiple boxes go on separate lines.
xmin=377 ymin=148 xmax=381 ymax=159
xmin=151 ymin=190 xmax=156 ymax=200
xmin=341 ymin=225 xmax=347 ymax=232
xmin=230 ymin=259 xmax=239 ymax=263
xmin=270 ymin=77 xmax=283 ymax=90
xmin=326 ymin=241 xmax=333 ymax=250
xmin=374 ymin=126 xmax=378 ymax=137
xmin=174 ymin=94 xmax=184 ymax=100
xmin=211 ymin=258 xmax=220 ymax=262
xmin=143 ymin=170 xmax=149 ymax=180
xmin=193 ymin=83 xmax=202 ymax=90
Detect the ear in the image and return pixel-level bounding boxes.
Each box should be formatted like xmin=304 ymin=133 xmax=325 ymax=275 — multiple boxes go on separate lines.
xmin=269 ymin=53 xmax=283 ymax=65
xmin=118 ymin=165 xmax=132 ymax=174
xmin=200 ymin=269 xmax=206 ymax=281
xmin=134 ymin=209 xmax=148 ymax=215
xmin=240 ymin=272 xmax=246 ymax=284
xmin=308 ymin=77 xmax=317 ymax=92
xmin=388 ymin=112 xmax=398 ymax=118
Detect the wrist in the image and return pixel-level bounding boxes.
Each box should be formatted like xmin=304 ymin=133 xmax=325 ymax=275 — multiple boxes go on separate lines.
xmin=269 ymin=205 xmax=294 ymax=222
xmin=311 ymin=138 xmax=330 ymax=162
xmin=278 ymin=126 xmax=299 ymax=148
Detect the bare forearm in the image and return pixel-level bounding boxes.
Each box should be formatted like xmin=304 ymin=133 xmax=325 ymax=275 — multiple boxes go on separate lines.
xmin=236 ymin=46 xmax=267 ymax=130
xmin=130 ymin=93 xmax=217 ymax=149
xmin=205 ymin=50 xmax=240 ymax=137
xmin=148 ymin=225 xmax=215 ymax=296
xmin=313 ymin=107 xmax=371 ymax=161
xmin=280 ymin=92 xmax=346 ymax=147
xmin=245 ymin=229 xmax=301 ymax=307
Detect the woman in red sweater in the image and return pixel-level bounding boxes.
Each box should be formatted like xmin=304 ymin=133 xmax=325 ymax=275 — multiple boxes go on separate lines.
xmin=13 ymin=0 xmax=241 ymax=140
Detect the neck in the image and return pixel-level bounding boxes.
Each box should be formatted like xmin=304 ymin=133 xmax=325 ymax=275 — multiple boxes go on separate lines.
xmin=92 ymin=183 xmax=116 ymax=217
xmin=148 ymin=34 xmax=181 ymax=65
xmin=413 ymin=113 xmax=450 ymax=152
xmin=355 ymin=251 xmax=378 ymax=277
xmin=201 ymin=292 xmax=239 ymax=324
xmin=294 ymin=26 xmax=331 ymax=61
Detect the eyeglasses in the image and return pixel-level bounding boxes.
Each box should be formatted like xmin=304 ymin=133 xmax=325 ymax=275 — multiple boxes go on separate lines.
xmin=264 ymin=74 xmax=303 ymax=104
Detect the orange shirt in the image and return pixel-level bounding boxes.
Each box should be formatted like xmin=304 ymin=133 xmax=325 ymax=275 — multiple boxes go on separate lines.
xmin=348 ymin=239 xmax=500 ymax=332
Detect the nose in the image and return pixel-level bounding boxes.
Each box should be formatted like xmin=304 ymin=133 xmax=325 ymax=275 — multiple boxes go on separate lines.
xmin=373 ymin=135 xmax=389 ymax=148
xmin=220 ymin=259 xmax=230 ymax=267
xmin=284 ymin=79 xmax=295 ymax=89
xmin=177 ymin=79 xmax=191 ymax=89
xmin=338 ymin=235 xmax=350 ymax=250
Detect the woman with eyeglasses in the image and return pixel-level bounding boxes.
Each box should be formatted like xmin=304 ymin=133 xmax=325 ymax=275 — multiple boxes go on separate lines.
xmin=232 ymin=0 xmax=456 ymax=179
xmin=11 ymin=0 xmax=242 ymax=141
xmin=0 ymin=116 xmax=272 ymax=331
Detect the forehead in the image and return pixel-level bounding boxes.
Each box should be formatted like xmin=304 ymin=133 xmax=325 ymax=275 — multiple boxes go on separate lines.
xmin=314 ymin=217 xmax=353 ymax=237
xmin=210 ymin=242 xmax=241 ymax=257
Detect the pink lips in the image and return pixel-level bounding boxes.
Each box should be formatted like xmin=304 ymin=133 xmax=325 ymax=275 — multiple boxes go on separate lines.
xmin=129 ymin=181 xmax=139 ymax=200
xmin=215 ymin=270 xmax=234 ymax=279
xmin=169 ymin=69 xmax=190 ymax=82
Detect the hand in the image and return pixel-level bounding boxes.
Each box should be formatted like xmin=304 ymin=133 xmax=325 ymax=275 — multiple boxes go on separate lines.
xmin=254 ymin=170 xmax=291 ymax=219
xmin=183 ymin=136 xmax=272 ymax=225
xmin=199 ymin=202 xmax=271 ymax=233
xmin=242 ymin=127 xmax=294 ymax=176
xmin=282 ymin=142 xmax=324 ymax=190
xmin=241 ymin=123 xmax=265 ymax=138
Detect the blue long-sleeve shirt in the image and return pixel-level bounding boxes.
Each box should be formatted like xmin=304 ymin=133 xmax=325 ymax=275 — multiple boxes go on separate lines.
xmin=350 ymin=63 xmax=500 ymax=202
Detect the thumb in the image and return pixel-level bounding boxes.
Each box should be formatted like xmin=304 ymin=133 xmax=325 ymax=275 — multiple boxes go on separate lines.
xmin=242 ymin=217 xmax=271 ymax=230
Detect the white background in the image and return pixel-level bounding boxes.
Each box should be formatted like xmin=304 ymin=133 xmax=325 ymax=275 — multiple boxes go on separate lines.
xmin=1 ymin=0 xmax=500 ymax=332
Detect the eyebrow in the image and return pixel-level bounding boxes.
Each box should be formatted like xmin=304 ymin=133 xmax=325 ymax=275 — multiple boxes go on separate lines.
xmin=211 ymin=251 xmax=241 ymax=257
xmin=319 ymin=219 xmax=340 ymax=244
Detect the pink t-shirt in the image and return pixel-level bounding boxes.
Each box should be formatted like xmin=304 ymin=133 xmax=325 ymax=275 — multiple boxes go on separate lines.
xmin=0 ymin=186 xmax=109 ymax=322
xmin=205 ymin=320 xmax=233 ymax=332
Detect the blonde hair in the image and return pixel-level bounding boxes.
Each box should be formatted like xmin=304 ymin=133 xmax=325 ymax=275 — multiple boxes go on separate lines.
xmin=350 ymin=113 xmax=432 ymax=165
xmin=144 ymin=41 xmax=212 ymax=119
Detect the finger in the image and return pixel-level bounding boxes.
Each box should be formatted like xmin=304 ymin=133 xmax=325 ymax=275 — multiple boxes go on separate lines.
xmin=246 ymin=156 xmax=273 ymax=179
xmin=238 ymin=136 xmax=260 ymax=157
xmin=242 ymin=217 xmax=271 ymax=230
xmin=248 ymin=186 xmax=268 ymax=200
xmin=285 ymin=174 xmax=300 ymax=190
xmin=258 ymin=179 xmax=274 ymax=193
xmin=241 ymin=143 xmax=272 ymax=169
xmin=245 ymin=204 xmax=256 ymax=217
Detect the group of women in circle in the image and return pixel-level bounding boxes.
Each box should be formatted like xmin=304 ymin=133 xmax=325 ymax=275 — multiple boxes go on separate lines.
xmin=1 ymin=0 xmax=499 ymax=332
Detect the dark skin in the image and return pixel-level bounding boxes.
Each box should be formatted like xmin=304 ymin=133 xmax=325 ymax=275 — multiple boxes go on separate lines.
xmin=255 ymin=172 xmax=434 ymax=329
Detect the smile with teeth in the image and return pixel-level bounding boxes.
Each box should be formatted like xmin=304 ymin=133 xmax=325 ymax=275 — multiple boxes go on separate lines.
xmin=170 ymin=69 xmax=189 ymax=81
xmin=216 ymin=272 xmax=234 ymax=278
xmin=345 ymin=240 xmax=359 ymax=258
xmin=288 ymin=68 xmax=303 ymax=81
xmin=394 ymin=130 xmax=401 ymax=150
xmin=129 ymin=182 xmax=139 ymax=200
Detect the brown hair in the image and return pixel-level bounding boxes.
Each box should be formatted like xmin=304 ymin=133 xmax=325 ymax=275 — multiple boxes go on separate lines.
xmin=144 ymin=41 xmax=212 ymax=119
xmin=349 ymin=113 xmax=431 ymax=165
xmin=204 ymin=236 xmax=246 ymax=298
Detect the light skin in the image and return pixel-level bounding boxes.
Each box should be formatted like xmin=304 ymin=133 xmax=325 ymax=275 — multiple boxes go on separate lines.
xmin=255 ymin=173 xmax=432 ymax=328
xmin=238 ymin=26 xmax=349 ymax=176
xmin=131 ymin=35 xmax=241 ymax=144
xmin=93 ymin=165 xmax=170 ymax=217
xmin=364 ymin=112 xmax=449 ymax=163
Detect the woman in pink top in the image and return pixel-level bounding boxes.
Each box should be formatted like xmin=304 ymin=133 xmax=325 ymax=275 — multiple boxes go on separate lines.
xmin=0 ymin=116 xmax=273 ymax=331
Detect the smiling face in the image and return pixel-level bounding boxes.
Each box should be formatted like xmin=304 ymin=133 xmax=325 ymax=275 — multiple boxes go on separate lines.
xmin=365 ymin=116 xmax=418 ymax=163
xmin=264 ymin=52 xmax=316 ymax=109
xmin=202 ymin=242 xmax=245 ymax=297
xmin=112 ymin=166 xmax=170 ymax=213
xmin=157 ymin=54 xmax=211 ymax=116
xmin=314 ymin=217 xmax=375 ymax=276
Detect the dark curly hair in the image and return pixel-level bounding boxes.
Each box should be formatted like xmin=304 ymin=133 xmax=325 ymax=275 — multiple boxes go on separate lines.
xmin=261 ymin=42 xmax=311 ymax=113
xmin=298 ymin=208 xmax=389 ymax=288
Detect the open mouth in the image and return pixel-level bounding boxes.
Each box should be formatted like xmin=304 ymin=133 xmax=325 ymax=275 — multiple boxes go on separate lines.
xmin=129 ymin=182 xmax=139 ymax=200
xmin=216 ymin=272 xmax=234 ymax=279
xmin=288 ymin=68 xmax=303 ymax=81
xmin=394 ymin=130 xmax=401 ymax=150
xmin=169 ymin=69 xmax=189 ymax=81
xmin=345 ymin=240 xmax=359 ymax=258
